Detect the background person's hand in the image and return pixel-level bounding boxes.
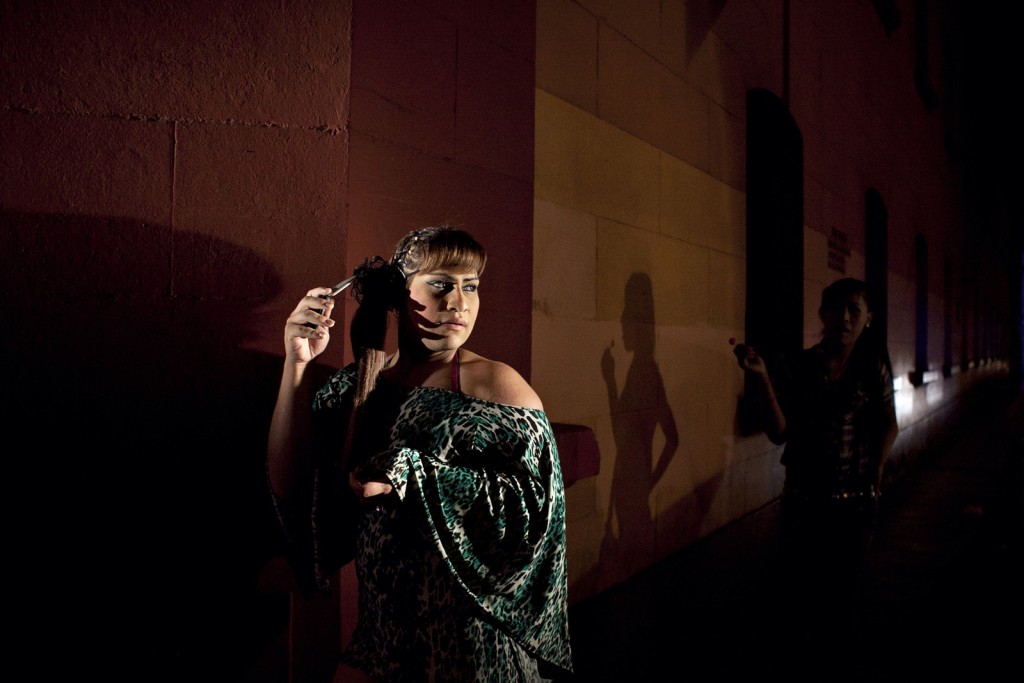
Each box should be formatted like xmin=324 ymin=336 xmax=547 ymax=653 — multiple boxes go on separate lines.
xmin=731 ymin=339 xmax=769 ymax=377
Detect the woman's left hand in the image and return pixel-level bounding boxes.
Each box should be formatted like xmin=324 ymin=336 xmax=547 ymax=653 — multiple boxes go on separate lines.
xmin=348 ymin=471 xmax=394 ymax=502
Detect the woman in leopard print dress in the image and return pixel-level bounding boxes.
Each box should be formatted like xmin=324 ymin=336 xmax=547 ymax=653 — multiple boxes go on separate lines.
xmin=268 ymin=227 xmax=572 ymax=682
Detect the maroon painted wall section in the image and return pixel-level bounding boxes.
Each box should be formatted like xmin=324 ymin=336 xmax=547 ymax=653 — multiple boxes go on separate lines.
xmin=0 ymin=0 xmax=536 ymax=675
xmin=0 ymin=1 xmax=352 ymax=676
xmin=1 ymin=0 xmax=352 ymax=354
xmin=340 ymin=0 xmax=537 ymax=378
xmin=2 ymin=0 xmax=348 ymax=127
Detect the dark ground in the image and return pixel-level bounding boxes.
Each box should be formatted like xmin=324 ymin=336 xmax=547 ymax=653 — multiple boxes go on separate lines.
xmin=566 ymin=377 xmax=1023 ymax=681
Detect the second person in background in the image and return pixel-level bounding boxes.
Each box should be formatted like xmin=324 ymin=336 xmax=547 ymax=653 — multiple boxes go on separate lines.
xmin=735 ymin=277 xmax=899 ymax=668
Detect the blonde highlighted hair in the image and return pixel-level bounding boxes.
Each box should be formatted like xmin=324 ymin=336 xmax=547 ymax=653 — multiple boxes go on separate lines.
xmin=349 ymin=226 xmax=486 ymax=406
xmin=391 ymin=225 xmax=487 ymax=279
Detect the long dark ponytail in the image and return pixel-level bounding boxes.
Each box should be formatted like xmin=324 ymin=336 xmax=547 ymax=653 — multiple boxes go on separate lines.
xmin=346 ymin=226 xmax=487 ymax=405
xmin=344 ymin=256 xmax=404 ymax=407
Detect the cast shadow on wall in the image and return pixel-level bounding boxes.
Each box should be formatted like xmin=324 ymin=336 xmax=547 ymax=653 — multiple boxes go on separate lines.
xmin=0 ymin=209 xmax=303 ymax=680
xmin=567 ymin=273 xmax=746 ymax=680
xmin=597 ymin=272 xmax=679 ymax=579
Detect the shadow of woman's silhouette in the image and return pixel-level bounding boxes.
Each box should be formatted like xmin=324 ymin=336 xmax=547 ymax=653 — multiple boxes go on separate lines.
xmin=0 ymin=209 xmax=305 ymax=680
xmin=598 ymin=272 xmax=680 ymax=577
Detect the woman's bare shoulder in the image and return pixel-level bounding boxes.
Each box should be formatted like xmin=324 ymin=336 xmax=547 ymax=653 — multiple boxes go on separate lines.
xmin=460 ymin=351 xmax=544 ymax=410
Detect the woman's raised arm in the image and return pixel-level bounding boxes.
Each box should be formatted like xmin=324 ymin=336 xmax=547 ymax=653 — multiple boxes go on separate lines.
xmin=267 ymin=288 xmax=337 ymax=499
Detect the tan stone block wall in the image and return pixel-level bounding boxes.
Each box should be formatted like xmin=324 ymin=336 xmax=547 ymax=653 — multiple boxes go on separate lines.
xmin=534 ymin=0 xmax=777 ymax=597
xmin=536 ymin=0 xmax=1014 ymax=603
xmin=536 ymin=91 xmax=662 ymax=230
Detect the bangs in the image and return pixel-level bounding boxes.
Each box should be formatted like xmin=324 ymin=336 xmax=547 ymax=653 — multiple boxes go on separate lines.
xmin=400 ymin=227 xmax=487 ymax=277
xmin=417 ymin=244 xmax=487 ymax=276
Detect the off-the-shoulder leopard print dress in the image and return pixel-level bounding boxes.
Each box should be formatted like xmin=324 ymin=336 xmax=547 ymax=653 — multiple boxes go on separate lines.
xmin=306 ymin=364 xmax=572 ymax=682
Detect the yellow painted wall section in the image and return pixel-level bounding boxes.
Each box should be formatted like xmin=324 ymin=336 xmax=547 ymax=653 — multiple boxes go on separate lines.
xmin=533 ymin=0 xmax=1016 ymax=603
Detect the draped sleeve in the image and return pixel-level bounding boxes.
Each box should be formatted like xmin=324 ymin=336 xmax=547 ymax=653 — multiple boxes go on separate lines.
xmin=354 ymin=394 xmax=574 ymax=674
xmin=269 ymin=364 xmax=359 ymax=594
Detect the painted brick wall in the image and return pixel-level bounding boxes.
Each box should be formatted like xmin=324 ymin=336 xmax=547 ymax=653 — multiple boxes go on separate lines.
xmin=341 ymin=0 xmax=537 ymax=377
xmin=0 ymin=0 xmax=536 ymax=677
xmin=532 ymin=0 xmax=1019 ymax=605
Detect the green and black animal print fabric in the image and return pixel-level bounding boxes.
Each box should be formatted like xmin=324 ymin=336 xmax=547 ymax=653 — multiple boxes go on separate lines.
xmin=305 ymin=364 xmax=572 ymax=682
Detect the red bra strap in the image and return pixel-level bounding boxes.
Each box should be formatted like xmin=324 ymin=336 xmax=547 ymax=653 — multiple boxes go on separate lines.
xmin=451 ymin=349 xmax=462 ymax=394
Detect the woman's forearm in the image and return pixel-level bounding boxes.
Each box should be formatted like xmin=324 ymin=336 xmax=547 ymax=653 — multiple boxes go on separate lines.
xmin=267 ymin=361 xmax=315 ymax=499
xmin=753 ymin=371 xmax=787 ymax=443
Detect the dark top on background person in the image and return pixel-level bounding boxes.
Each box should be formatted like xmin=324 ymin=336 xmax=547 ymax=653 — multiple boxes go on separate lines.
xmin=734 ymin=278 xmax=900 ymax=665
xmin=735 ymin=277 xmax=898 ymax=498
xmin=267 ymin=227 xmax=573 ymax=682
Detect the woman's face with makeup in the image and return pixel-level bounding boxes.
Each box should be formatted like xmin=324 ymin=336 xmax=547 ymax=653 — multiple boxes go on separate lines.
xmin=402 ymin=268 xmax=480 ymax=353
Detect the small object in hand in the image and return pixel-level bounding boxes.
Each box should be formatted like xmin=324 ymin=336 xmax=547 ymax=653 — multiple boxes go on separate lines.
xmin=327 ymin=276 xmax=356 ymax=298
xmin=318 ymin=276 xmax=356 ymax=310
xmin=307 ymin=276 xmax=356 ymax=328
xmin=731 ymin=339 xmax=749 ymax=361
